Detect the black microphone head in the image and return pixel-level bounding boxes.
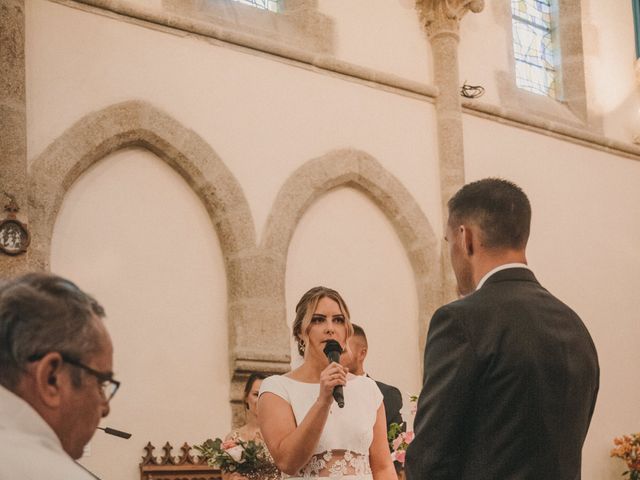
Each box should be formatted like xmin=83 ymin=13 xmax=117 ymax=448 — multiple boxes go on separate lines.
xmin=323 ymin=340 xmax=343 ymax=362
xmin=99 ymin=426 xmax=132 ymax=439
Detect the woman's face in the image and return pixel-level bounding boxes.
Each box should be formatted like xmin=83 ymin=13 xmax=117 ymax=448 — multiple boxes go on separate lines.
xmin=246 ymin=378 xmax=262 ymax=416
xmin=303 ymin=296 xmax=348 ymax=361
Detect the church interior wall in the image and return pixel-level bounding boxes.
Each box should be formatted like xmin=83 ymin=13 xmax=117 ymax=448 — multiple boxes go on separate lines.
xmin=285 ymin=186 xmax=422 ymax=418
xmin=308 ymin=0 xmax=432 ymax=83
xmin=581 ymin=0 xmax=640 ymax=142
xmin=26 ymin=0 xmax=443 ymax=240
xmin=463 ymin=114 xmax=640 ymax=479
xmin=9 ymin=1 xmax=640 ymax=479
xmin=50 ymin=148 xmax=230 ymax=479
xmin=458 ymin=0 xmax=639 ymax=143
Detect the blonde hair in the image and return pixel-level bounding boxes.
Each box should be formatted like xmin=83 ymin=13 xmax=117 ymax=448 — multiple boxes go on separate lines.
xmin=292 ymin=286 xmax=353 ymax=357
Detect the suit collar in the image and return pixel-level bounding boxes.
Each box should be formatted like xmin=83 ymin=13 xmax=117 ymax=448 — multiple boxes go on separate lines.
xmin=480 ymin=266 xmax=538 ymax=288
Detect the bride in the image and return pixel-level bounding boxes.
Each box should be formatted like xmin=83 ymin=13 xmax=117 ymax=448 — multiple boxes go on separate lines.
xmin=258 ymin=286 xmax=396 ymax=480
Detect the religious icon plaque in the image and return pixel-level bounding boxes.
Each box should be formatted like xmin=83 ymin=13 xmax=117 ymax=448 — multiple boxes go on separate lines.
xmin=0 ymin=193 xmax=30 ymax=256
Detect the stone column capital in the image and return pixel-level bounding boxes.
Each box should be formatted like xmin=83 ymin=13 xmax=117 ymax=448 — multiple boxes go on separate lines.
xmin=416 ymin=0 xmax=484 ymax=38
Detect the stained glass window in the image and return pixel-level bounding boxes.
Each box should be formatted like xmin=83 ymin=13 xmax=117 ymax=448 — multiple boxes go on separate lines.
xmin=232 ymin=0 xmax=282 ymax=13
xmin=511 ymin=0 xmax=558 ymax=98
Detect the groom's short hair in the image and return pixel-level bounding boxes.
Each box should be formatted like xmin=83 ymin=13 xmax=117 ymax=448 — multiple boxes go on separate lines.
xmin=448 ymin=178 xmax=531 ymax=250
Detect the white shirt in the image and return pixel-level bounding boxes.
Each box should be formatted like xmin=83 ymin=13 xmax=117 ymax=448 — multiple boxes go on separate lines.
xmin=0 ymin=384 xmax=95 ymax=479
xmin=475 ymin=263 xmax=531 ymax=291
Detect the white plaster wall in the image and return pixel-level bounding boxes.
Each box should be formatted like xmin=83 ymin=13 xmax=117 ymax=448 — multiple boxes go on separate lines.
xmin=63 ymin=0 xmax=433 ymax=84
xmin=581 ymin=0 xmax=640 ymax=141
xmin=458 ymin=0 xmax=512 ymax=107
xmin=317 ymin=0 xmax=431 ymax=83
xmin=285 ymin=187 xmax=423 ymax=422
xmin=50 ymin=148 xmax=229 ymax=480
xmin=463 ymin=114 xmax=640 ymax=480
xmin=25 ymin=0 xmax=443 ymax=243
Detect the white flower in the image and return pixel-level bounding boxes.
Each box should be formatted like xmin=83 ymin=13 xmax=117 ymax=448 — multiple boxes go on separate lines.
xmin=226 ymin=445 xmax=246 ymax=463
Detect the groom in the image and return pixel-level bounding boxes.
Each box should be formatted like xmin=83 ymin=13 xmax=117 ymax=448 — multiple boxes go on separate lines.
xmin=405 ymin=178 xmax=599 ymax=480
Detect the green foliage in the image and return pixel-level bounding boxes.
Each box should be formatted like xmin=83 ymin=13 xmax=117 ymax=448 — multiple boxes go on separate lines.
xmin=388 ymin=422 xmax=404 ymax=450
xmin=195 ymin=437 xmax=278 ymax=479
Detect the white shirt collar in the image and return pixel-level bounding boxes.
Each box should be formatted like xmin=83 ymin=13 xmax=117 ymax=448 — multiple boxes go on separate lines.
xmin=475 ymin=263 xmax=531 ymax=291
xmin=0 ymin=384 xmax=64 ymax=452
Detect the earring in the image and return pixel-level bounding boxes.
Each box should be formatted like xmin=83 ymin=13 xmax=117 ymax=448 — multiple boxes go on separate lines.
xmin=298 ymin=339 xmax=306 ymax=354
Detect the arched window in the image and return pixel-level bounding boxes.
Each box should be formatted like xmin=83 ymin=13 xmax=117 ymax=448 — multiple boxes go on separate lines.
xmin=499 ymin=0 xmax=588 ymax=126
xmin=511 ymin=0 xmax=558 ymax=98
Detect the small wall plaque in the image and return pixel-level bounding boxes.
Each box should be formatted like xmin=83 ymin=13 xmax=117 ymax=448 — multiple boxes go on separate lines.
xmin=0 ymin=193 xmax=30 ymax=256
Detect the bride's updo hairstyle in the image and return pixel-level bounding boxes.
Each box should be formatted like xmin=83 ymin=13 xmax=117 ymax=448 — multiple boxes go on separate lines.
xmin=292 ymin=286 xmax=353 ymax=357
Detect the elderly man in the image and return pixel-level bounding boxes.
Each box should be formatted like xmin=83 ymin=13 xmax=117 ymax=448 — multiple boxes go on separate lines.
xmin=0 ymin=272 xmax=118 ymax=479
xmin=405 ymin=178 xmax=599 ymax=480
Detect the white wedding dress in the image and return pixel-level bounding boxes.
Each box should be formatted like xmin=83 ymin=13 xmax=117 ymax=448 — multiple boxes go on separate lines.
xmin=259 ymin=374 xmax=382 ymax=480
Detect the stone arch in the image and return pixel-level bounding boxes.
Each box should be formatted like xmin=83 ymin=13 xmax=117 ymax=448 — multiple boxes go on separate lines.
xmin=27 ymin=100 xmax=276 ymax=424
xmin=28 ymin=100 xmax=256 ymax=271
xmin=261 ymin=148 xmax=443 ymax=366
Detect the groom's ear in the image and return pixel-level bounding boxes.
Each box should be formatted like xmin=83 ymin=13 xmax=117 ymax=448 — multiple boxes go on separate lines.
xmin=460 ymin=225 xmax=474 ymax=256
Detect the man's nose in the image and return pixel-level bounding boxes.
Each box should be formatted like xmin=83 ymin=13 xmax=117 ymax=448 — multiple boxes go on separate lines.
xmin=101 ymin=401 xmax=110 ymax=418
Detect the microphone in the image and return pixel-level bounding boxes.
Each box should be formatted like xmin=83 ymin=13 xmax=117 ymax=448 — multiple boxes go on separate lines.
xmin=98 ymin=426 xmax=132 ymax=439
xmin=75 ymin=462 xmax=102 ymax=479
xmin=323 ymin=340 xmax=345 ymax=408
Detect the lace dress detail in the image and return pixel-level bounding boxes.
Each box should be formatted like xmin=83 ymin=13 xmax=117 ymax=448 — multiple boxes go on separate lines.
xmin=295 ymin=450 xmax=371 ymax=479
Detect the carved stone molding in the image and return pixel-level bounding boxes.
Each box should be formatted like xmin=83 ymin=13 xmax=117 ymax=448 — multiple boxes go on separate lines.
xmin=140 ymin=442 xmax=219 ymax=480
xmin=416 ymin=0 xmax=484 ymax=38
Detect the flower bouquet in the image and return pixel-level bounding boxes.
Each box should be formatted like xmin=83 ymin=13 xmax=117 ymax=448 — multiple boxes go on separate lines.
xmin=389 ymin=428 xmax=415 ymax=465
xmin=195 ymin=437 xmax=279 ymax=480
xmin=611 ymin=433 xmax=640 ymax=480
xmin=387 ymin=394 xmax=417 ymax=466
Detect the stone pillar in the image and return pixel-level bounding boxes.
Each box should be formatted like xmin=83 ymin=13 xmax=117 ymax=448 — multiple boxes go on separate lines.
xmin=417 ymin=0 xmax=484 ymax=300
xmin=0 ymin=0 xmax=29 ymax=277
xmin=227 ymin=249 xmax=291 ymax=427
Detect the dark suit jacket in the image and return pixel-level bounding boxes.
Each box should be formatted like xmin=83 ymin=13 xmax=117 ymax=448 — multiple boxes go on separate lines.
xmin=375 ymin=379 xmax=404 ymax=431
xmin=405 ymin=268 xmax=599 ymax=480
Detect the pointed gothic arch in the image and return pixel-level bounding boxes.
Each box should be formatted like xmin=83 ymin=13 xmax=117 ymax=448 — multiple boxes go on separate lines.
xmin=27 ymin=100 xmax=280 ymax=425
xmin=261 ymin=148 xmax=443 ymax=361
xmin=28 ymin=100 xmax=256 ymax=273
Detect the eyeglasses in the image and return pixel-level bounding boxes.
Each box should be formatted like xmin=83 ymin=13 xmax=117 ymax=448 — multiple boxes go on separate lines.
xmin=28 ymin=352 xmax=120 ymax=402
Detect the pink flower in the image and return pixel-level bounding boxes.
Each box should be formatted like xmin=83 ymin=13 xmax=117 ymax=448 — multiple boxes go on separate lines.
xmin=394 ymin=450 xmax=406 ymax=464
xmin=222 ymin=440 xmax=237 ymax=450
xmin=225 ymin=445 xmax=245 ymax=463
xmin=392 ymin=435 xmax=404 ymax=450
xmin=404 ymin=431 xmax=415 ymax=444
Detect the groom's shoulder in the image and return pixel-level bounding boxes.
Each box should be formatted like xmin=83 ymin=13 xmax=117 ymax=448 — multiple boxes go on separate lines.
xmin=440 ymin=289 xmax=482 ymax=312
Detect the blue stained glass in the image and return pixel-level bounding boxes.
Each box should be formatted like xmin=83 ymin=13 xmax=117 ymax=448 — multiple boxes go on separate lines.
xmin=232 ymin=0 xmax=282 ymax=13
xmin=511 ymin=0 xmax=552 ymax=29
xmin=634 ymin=0 xmax=640 ymax=58
xmin=511 ymin=0 xmax=557 ymax=98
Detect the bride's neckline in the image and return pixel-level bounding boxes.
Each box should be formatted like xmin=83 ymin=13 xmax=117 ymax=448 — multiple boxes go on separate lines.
xmin=282 ymin=373 xmax=357 ymax=385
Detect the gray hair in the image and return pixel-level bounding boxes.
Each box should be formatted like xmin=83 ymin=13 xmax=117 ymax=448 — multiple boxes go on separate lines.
xmin=0 ymin=272 xmax=106 ymax=390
